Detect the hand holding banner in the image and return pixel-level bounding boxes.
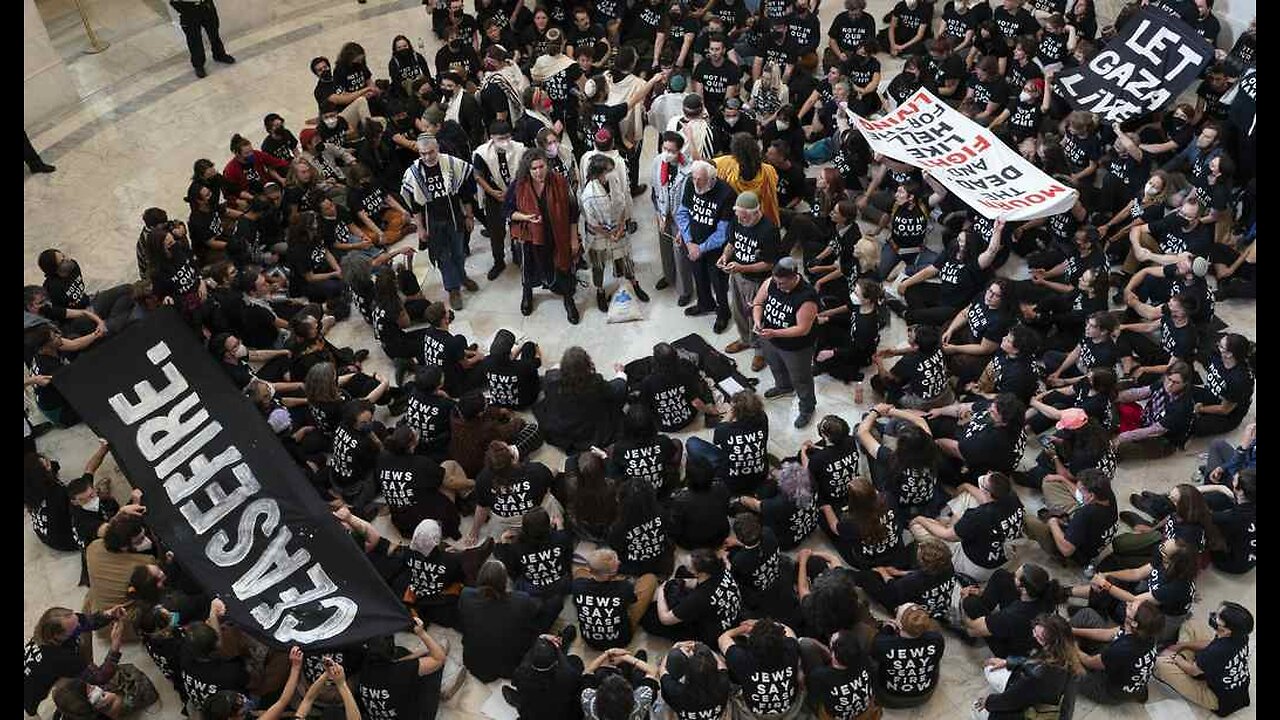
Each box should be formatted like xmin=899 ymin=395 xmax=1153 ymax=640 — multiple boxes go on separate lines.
xmin=52 ymin=309 xmax=411 ymax=650
xmin=1052 ymin=7 xmax=1214 ymax=124
xmin=849 ymin=89 xmax=1078 ymax=221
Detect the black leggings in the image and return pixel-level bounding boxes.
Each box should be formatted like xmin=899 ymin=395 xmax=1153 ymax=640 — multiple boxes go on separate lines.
xmin=903 ymin=283 xmax=962 ymax=328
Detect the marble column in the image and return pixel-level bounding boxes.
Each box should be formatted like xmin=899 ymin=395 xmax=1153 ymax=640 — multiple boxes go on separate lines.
xmin=23 ymin=0 xmax=80 ymax=127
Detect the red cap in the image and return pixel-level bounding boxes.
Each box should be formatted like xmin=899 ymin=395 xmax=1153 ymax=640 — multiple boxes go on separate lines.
xmin=1029 ymin=78 xmax=1046 ymax=93
xmin=299 ymin=128 xmax=318 ymax=148
xmin=594 ymin=127 xmax=612 ymax=143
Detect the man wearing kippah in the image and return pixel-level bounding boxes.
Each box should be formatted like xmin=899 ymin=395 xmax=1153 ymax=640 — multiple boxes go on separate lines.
xmin=720 ymin=192 xmax=781 ymax=373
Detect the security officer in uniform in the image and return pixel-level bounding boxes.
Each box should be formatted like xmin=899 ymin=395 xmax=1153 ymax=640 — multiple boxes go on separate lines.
xmin=170 ymin=0 xmax=236 ymax=78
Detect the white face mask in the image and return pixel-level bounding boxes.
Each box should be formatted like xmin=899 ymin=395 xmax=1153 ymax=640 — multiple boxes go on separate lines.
xmin=662 ymin=150 xmax=677 ymax=163
xmin=1074 ymin=488 xmax=1086 ymax=505
xmin=1019 ymin=91 xmax=1033 ymax=103
xmin=87 ymin=685 xmax=109 ymax=709
xmin=1144 ymin=181 xmax=1159 ymax=196
xmin=494 ymin=138 xmax=511 ymax=151
xmin=546 ymin=142 xmax=560 ymax=156
xmin=776 ymin=120 xmax=790 ymax=130
xmin=725 ymin=115 xmax=740 ymax=126
xmin=133 ymin=536 xmax=154 ymax=553
xmin=234 ymin=344 xmax=249 ymax=359
xmin=323 ymin=117 xmax=339 ymax=129
xmin=81 ymin=496 xmax=101 ymax=513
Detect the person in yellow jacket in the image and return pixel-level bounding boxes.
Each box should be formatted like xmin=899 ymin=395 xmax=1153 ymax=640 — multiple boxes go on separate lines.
xmin=713 ymin=134 xmax=781 ymax=227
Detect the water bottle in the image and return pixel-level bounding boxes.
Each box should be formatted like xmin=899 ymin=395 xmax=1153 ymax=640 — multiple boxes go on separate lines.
xmin=1082 ymin=564 xmax=1096 ymax=580
xmin=854 ymin=379 xmax=865 ymax=405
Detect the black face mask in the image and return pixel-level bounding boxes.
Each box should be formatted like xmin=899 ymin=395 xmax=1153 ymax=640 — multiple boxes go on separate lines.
xmin=204 ymin=173 xmax=223 ymax=188
xmin=395 ymin=48 xmax=414 ymax=59
xmin=319 ymin=69 xmax=333 ymax=82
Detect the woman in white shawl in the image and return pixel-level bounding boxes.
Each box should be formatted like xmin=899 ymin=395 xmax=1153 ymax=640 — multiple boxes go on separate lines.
xmin=578 ymin=154 xmax=649 ymax=313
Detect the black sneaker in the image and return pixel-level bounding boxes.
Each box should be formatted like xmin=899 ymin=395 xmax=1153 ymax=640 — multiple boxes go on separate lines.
xmin=353 ymin=348 xmax=370 ymax=363
xmin=713 ymin=312 xmax=731 ymax=333
xmin=763 ymin=386 xmax=795 ymax=400
xmin=195 ymin=66 xmax=208 ymax=78
xmin=212 ymin=54 xmax=236 ymax=64
xmin=501 ymin=686 xmax=520 ymax=708
xmin=565 ymin=294 xmax=580 ymax=324
xmin=486 ymin=262 xmax=506 ymax=280
xmin=684 ymin=305 xmax=712 ymax=317
xmin=794 ymin=410 xmax=814 ymax=429
xmin=655 ymin=278 xmax=671 ymax=290
xmin=597 ymin=290 xmax=609 ymax=313
xmin=677 ymin=294 xmax=693 ymax=307
xmin=558 ymin=624 xmax=578 ymax=648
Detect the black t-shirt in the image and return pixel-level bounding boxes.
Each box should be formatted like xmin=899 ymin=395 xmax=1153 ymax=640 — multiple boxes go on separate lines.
xmin=1147 ymin=555 xmax=1195 ymax=616
xmin=725 ymin=638 xmax=801 ymax=716
xmin=809 ymin=659 xmax=878 ymax=718
xmin=611 ymin=510 xmax=670 ymax=575
xmin=458 ymin=588 xmax=540 ymax=681
xmin=661 ymin=667 xmax=732 ymax=720
xmin=1102 ymin=630 xmax=1157 ymax=697
xmin=287 ymin=239 xmax=332 ymax=280
xmin=625 ymin=3 xmax=665 ymax=42
xmin=992 ymin=6 xmax=1038 ymax=38
xmin=419 ymin=326 xmax=468 ymax=389
xmin=890 ymin=204 xmax=929 ymax=251
xmin=610 ymin=436 xmax=676 ymax=494
xmin=890 ymin=1 xmax=931 ymax=43
xmin=671 ymin=484 xmax=732 ymax=547
xmin=672 ymin=570 xmax=742 ymax=648
xmin=329 ymin=424 xmax=380 ymax=488
xmin=314 ymin=77 xmax=341 ymax=114
xmin=968 ymin=75 xmax=1010 ymax=111
xmin=1060 ymin=130 xmax=1103 ymax=173
xmin=358 ymin=656 xmax=436 ymax=720
xmin=1142 ymin=383 xmax=1195 ymax=449
xmin=893 ymin=348 xmax=949 ymax=401
xmin=681 ymin=179 xmax=736 ymax=245
xmin=729 ymin=529 xmax=784 ymax=596
xmin=876 ymin=445 xmax=938 ymax=509
xmin=836 ymin=500 xmax=903 ymax=565
xmin=940 ymin=2 xmax=977 ymax=43
xmin=988 ymin=352 xmax=1038 ymax=403
xmin=1006 ymin=98 xmax=1043 ymax=142
xmin=28 ymin=478 xmax=76 ymax=552
xmin=714 ymin=420 xmax=769 ymax=489
xmin=1211 ymin=502 xmax=1256 ymax=573
xmin=586 ymin=102 xmax=629 ymax=146
xmin=829 ymin=11 xmax=877 ymax=52
xmin=500 ymin=530 xmax=574 ymax=594
xmin=69 ymin=491 xmax=118 ymax=551
xmin=401 ymin=390 xmax=454 ymax=454
xmin=693 ymin=60 xmax=743 ymax=107
xmin=642 ymin=370 xmax=700 ymax=433
xmin=180 ymin=649 xmax=249 ymax=712
xmin=872 ymin=628 xmax=944 ymax=698
xmin=476 ymin=463 xmax=553 ymax=519
xmin=376 ymin=452 xmax=444 ymax=512
xmin=44 ymin=263 xmax=90 ymax=310
xmin=762 ymin=279 xmax=819 ymax=351
xmin=954 ymin=495 xmax=1025 ymax=569
xmin=958 ymin=406 xmax=1026 ymax=473
xmin=1145 ymin=211 xmax=1213 ymax=257
xmin=1200 ymin=357 xmax=1253 ymax=424
xmin=808 ymin=440 xmax=860 ymax=509
xmin=965 ymin=300 xmax=1011 ymax=343
xmin=262 ymin=131 xmax=298 ymax=162
xmin=762 ymin=492 xmax=820 ymax=549
xmin=933 ymin=254 xmax=985 ymax=309
xmin=1063 ymin=501 xmax=1117 ymax=564
xmin=571 ymin=577 xmax=637 ymax=650
xmin=775 ymin=162 xmax=810 ymax=209
xmin=482 ymin=355 xmax=541 ymax=409
xmin=786 ymin=11 xmax=821 ymax=53
xmin=727 ymin=217 xmax=782 ymax=282
xmin=24 ymin=619 xmax=100 ymax=715
xmin=984 ymin=598 xmax=1043 ymax=658
xmin=1195 ymin=635 xmax=1251 ymax=715
xmin=405 ymin=546 xmax=463 ymax=606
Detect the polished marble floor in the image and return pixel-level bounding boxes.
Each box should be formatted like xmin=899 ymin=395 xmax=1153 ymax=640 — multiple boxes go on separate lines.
xmin=23 ymin=0 xmax=1255 ymax=718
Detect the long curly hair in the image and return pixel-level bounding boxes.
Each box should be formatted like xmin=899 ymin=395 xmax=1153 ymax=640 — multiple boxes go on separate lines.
xmin=557 ymin=346 xmax=605 ymax=396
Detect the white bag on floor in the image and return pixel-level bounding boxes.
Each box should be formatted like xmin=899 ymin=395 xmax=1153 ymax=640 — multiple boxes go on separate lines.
xmin=607 ymin=280 xmax=644 ymax=323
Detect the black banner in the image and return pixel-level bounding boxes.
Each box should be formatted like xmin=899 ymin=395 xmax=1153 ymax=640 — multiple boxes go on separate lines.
xmin=1053 ymin=7 xmax=1213 ymax=123
xmin=53 ymin=308 xmax=410 ymax=649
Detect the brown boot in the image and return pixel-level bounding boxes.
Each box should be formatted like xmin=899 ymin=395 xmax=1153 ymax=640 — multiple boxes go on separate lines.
xmin=751 ymin=355 xmax=766 ymax=372
xmin=724 ymin=340 xmax=750 ymax=354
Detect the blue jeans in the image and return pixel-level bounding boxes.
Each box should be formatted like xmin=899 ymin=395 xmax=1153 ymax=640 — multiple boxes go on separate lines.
xmin=878 ymin=245 xmax=939 ymax=280
xmin=429 ymin=221 xmax=467 ymax=292
xmin=685 ymin=436 xmax=728 ymax=474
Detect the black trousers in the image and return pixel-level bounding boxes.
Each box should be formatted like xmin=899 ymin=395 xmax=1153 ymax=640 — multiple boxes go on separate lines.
xmin=23 ymin=131 xmax=46 ymax=170
xmin=689 ymin=246 xmax=730 ymax=316
xmin=178 ymin=4 xmax=227 ymax=69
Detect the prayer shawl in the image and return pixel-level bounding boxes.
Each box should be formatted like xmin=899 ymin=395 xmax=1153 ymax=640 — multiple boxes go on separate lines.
xmin=401 ymin=154 xmax=473 ymax=227
xmin=444 ymin=89 xmax=465 ymax=124
xmin=480 ymin=63 xmax=530 ymax=122
xmin=530 ymin=53 xmax=576 ymax=86
xmin=666 ymin=115 xmax=716 ymax=162
xmin=579 ymin=149 xmax=631 ymax=212
xmin=579 ymin=178 xmax=632 ymax=259
xmin=474 ymin=140 xmax=525 ymax=192
xmin=607 ymin=73 xmax=645 ymax=145
xmin=525 ymin=108 xmax=575 ymax=154
xmin=511 ymin=173 xmax=575 ymax=272
xmin=647 ymin=92 xmax=689 ymax=141
xmin=713 ymin=156 xmax=782 ymax=226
